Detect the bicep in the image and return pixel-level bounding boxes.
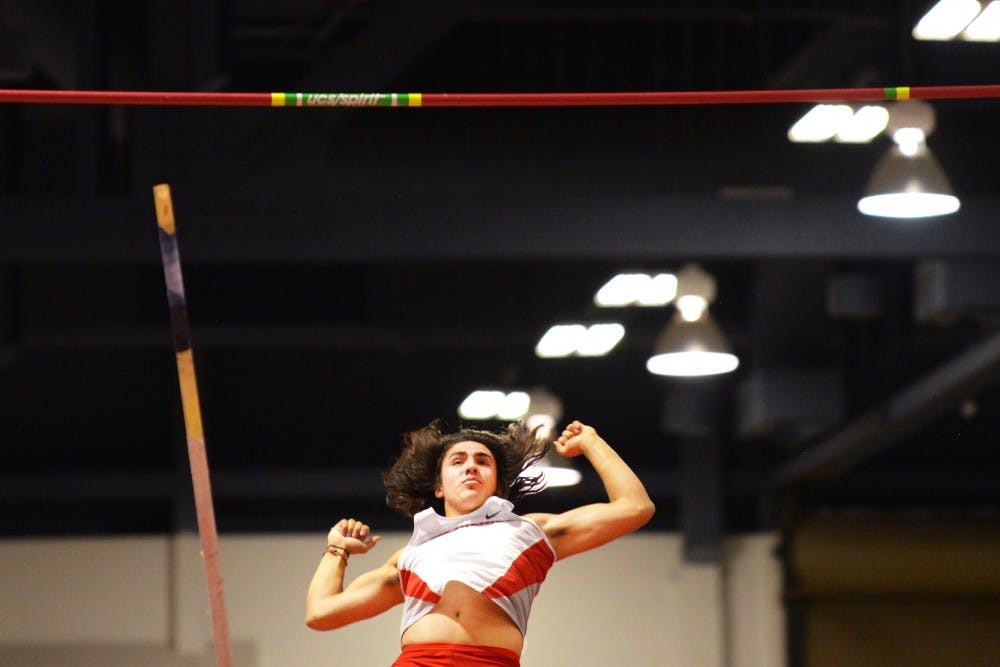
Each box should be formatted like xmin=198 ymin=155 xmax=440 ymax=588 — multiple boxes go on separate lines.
xmin=531 ymin=501 xmax=651 ymax=560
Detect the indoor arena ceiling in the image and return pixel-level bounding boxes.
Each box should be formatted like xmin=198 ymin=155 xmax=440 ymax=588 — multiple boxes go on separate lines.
xmin=1 ymin=1 xmax=998 ymax=542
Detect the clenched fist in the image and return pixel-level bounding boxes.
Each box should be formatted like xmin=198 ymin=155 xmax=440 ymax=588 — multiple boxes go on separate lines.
xmin=327 ymin=518 xmax=381 ymax=555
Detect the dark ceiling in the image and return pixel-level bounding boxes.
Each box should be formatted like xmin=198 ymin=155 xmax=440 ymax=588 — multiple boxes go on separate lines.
xmin=1 ymin=1 xmax=998 ymax=546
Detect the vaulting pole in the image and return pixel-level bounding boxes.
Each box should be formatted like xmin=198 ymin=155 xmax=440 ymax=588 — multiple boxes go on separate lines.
xmin=153 ymin=184 xmax=234 ymax=667
xmin=0 ymin=84 xmax=999 ymax=108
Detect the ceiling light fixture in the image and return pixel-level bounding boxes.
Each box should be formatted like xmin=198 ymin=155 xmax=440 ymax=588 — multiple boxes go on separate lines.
xmin=524 ymin=387 xmax=563 ymax=440
xmin=857 ymin=101 xmax=960 ymax=219
xmin=646 ymin=264 xmax=739 ymax=377
xmin=522 ymin=451 xmax=583 ymax=488
xmin=521 ymin=392 xmax=582 ymax=487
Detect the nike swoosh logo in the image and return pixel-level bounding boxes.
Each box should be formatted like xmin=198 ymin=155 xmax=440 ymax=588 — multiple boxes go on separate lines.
xmin=485 ymin=511 xmax=500 ymax=519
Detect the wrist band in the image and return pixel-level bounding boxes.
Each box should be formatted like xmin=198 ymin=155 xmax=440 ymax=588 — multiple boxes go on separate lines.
xmin=325 ymin=544 xmax=349 ymax=562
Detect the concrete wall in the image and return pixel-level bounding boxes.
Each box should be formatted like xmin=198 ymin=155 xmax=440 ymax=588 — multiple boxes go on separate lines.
xmin=0 ymin=532 xmax=784 ymax=666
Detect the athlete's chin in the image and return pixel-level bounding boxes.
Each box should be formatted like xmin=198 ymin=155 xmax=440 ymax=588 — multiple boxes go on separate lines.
xmin=461 ymin=489 xmax=486 ymax=503
xmin=455 ymin=489 xmax=489 ymax=509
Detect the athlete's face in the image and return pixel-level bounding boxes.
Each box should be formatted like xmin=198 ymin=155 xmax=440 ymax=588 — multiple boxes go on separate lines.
xmin=435 ymin=440 xmax=498 ymax=516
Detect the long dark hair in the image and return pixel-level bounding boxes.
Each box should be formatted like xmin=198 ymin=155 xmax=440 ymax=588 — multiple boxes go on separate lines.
xmin=383 ymin=420 xmax=550 ymax=517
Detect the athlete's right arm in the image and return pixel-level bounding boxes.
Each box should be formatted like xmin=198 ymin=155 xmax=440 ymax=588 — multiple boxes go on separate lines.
xmin=305 ymin=518 xmax=404 ymax=631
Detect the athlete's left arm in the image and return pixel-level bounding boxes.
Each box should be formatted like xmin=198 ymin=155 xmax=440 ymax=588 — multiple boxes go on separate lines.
xmin=525 ymin=421 xmax=654 ymax=560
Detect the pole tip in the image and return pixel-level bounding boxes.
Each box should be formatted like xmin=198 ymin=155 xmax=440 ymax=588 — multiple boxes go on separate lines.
xmin=152 ymin=183 xmax=176 ymax=234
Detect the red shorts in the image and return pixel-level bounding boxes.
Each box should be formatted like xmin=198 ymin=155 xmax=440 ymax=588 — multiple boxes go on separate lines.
xmin=392 ymin=643 xmax=520 ymax=667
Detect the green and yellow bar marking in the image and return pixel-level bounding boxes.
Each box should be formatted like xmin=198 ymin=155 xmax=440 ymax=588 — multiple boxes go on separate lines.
xmin=885 ymin=87 xmax=911 ymax=101
xmin=270 ymin=92 xmax=423 ymax=107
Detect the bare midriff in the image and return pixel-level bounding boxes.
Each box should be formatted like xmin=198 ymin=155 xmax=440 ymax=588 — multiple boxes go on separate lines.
xmin=400 ymin=581 xmax=523 ymax=655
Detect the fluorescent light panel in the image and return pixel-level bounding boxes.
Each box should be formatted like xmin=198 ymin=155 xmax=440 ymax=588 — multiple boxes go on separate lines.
xmin=788 ymin=104 xmax=853 ymax=142
xmin=535 ymin=323 xmax=625 ymax=358
xmin=913 ymin=0 xmax=982 ymax=40
xmin=535 ymin=324 xmax=587 ymax=358
xmin=789 ymin=104 xmax=888 ymax=143
xmin=459 ymin=390 xmax=531 ymax=420
xmin=594 ymin=273 xmax=676 ymax=307
xmin=964 ymin=1 xmax=1000 ymax=39
xmin=835 ymin=105 xmax=891 ymax=143
xmin=576 ymin=323 xmax=626 ymax=357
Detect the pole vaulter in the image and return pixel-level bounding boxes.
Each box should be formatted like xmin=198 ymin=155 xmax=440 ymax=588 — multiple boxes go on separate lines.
xmin=83 ymin=81 xmax=994 ymax=665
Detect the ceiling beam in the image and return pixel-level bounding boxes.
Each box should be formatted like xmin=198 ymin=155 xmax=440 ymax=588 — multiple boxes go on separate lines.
xmin=3 ymin=194 xmax=998 ymax=263
xmin=773 ymin=330 xmax=1000 ymax=487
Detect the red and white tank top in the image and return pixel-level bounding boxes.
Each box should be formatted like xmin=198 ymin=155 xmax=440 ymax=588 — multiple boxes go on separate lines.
xmin=397 ymin=496 xmax=556 ymax=637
